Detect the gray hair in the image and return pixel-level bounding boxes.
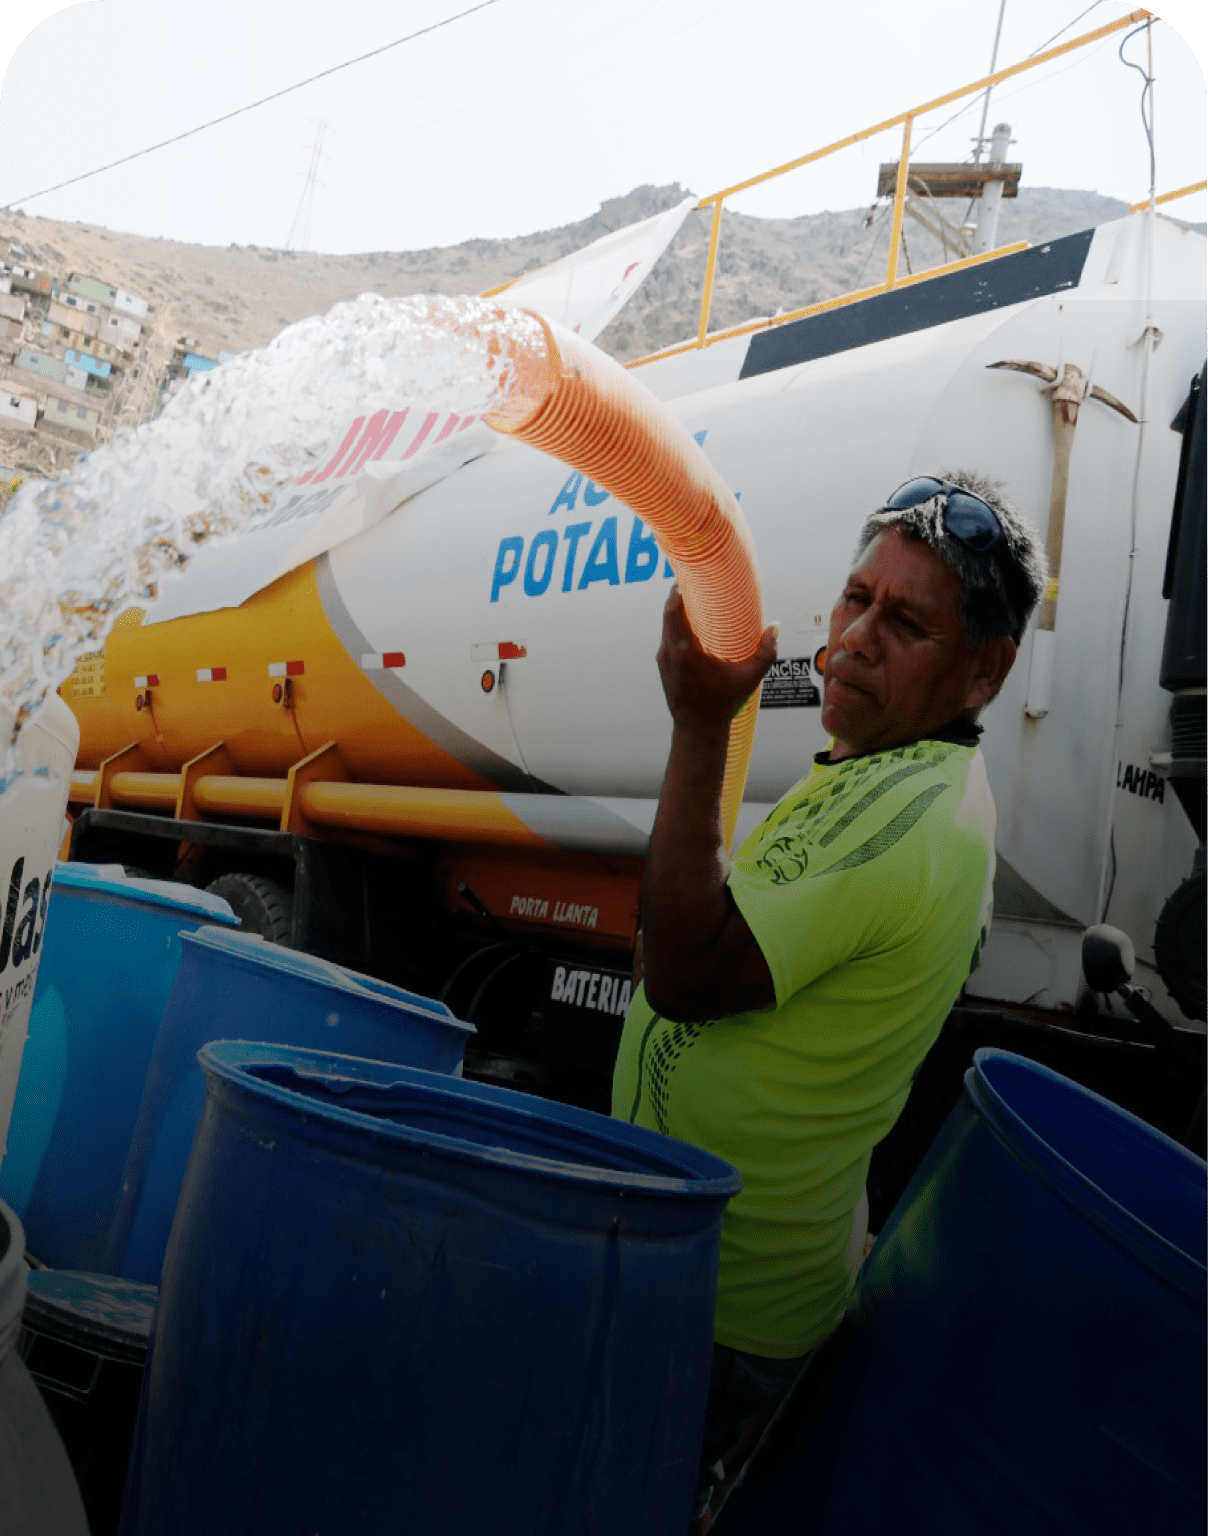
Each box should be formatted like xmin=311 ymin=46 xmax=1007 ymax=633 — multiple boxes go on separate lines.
xmin=854 ymin=469 xmax=1047 ymax=647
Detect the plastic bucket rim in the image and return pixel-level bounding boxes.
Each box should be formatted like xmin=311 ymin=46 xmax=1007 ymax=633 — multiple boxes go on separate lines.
xmin=177 ymin=926 xmax=469 ymax=1030
xmin=51 ymin=869 xmax=241 ymax=926
xmin=966 ymin=1048 xmax=1206 ymax=1299
xmin=198 ymin=1039 xmax=743 ymax=1200
xmin=201 ymin=1039 xmax=741 ymax=1198
xmin=23 ymin=1269 xmax=157 ymax=1363
xmin=970 ymin=1046 xmax=1206 ymax=1183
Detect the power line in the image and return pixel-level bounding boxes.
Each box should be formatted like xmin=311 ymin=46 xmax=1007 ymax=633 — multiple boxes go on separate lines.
xmin=1024 ymin=0 xmax=1107 ymax=62
xmin=1118 ymin=21 xmax=1156 ymax=197
xmin=882 ymin=5 xmax=1124 ymax=249
xmin=1 ymin=1 xmax=501 ymax=211
xmin=972 ymin=0 xmax=1009 ymax=162
xmin=911 ymin=1 xmax=1111 ymax=158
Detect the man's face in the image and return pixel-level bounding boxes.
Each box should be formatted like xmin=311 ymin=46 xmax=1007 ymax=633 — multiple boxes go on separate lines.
xmin=822 ymin=528 xmax=1010 ymax=760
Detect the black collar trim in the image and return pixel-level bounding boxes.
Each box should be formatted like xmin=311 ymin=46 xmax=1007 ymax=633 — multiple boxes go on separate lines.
xmin=815 ymin=718 xmax=982 ymax=766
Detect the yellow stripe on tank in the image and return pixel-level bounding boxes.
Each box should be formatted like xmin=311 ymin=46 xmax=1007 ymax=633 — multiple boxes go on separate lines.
xmin=63 ymin=560 xmax=499 ymax=791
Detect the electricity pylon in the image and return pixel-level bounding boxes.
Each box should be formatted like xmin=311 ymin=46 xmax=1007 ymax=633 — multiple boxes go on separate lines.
xmin=285 ymin=119 xmax=329 ymax=252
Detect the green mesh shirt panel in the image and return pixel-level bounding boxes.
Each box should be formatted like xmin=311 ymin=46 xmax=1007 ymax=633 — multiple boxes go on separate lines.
xmin=820 ymin=782 xmax=950 ymax=872
xmin=816 ymin=762 xmax=934 ymax=848
xmin=645 ymin=1015 xmax=711 ymax=1135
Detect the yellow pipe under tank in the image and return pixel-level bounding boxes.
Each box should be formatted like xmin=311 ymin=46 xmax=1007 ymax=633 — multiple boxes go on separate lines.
xmin=71 ymin=766 xmax=559 ymax=849
xmin=190 ymin=776 xmax=288 ymax=818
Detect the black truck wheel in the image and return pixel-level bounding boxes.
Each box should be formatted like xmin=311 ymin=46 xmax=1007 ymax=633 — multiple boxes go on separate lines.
xmin=206 ymin=874 xmax=294 ymax=946
xmin=1154 ymin=870 xmax=1206 ymax=1021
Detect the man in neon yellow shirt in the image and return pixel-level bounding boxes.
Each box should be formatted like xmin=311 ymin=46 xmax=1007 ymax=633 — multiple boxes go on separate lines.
xmin=610 ymin=472 xmax=1046 ymax=1529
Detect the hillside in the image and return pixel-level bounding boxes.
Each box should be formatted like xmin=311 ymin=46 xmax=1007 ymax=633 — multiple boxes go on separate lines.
xmin=0 ymin=182 xmax=1143 ymax=479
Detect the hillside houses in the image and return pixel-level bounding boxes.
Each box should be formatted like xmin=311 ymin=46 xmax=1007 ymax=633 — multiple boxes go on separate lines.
xmin=67 ymin=273 xmax=149 ymax=319
xmin=0 ymin=237 xmax=161 ymax=473
xmin=15 ymin=345 xmax=91 ymax=392
xmin=1 ymin=391 xmax=37 ymax=432
xmin=101 ymin=310 xmax=143 ymax=351
xmin=159 ymin=336 xmax=230 ymax=401
xmin=0 ymin=287 xmax=24 ymax=343
xmin=6 ymin=263 xmax=52 ymax=297
xmin=58 ymin=330 xmax=121 ymax=363
xmin=48 ymin=296 xmax=100 ymax=336
xmin=42 ymin=394 xmax=101 ymax=439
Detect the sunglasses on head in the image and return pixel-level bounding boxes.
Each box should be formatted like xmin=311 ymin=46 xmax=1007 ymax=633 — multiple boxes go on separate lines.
xmin=881 ymin=476 xmax=1004 ymax=554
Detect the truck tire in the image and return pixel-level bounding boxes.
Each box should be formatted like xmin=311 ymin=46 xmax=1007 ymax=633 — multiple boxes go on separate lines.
xmin=206 ymin=874 xmax=294 ymax=946
xmin=1154 ymin=870 xmax=1206 ymax=1021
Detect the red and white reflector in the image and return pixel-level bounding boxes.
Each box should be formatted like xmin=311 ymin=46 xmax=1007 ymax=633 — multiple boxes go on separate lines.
xmin=267 ymin=660 xmax=305 ymax=678
xmin=196 ymin=667 xmax=227 ymax=683
xmin=361 ymin=652 xmax=406 ymax=670
xmin=133 ymin=674 xmax=160 ymax=688
xmin=471 ymin=642 xmax=527 ymax=662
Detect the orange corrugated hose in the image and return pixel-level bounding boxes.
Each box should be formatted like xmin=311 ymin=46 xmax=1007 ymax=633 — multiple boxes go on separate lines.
xmin=475 ymin=305 xmax=765 ymax=850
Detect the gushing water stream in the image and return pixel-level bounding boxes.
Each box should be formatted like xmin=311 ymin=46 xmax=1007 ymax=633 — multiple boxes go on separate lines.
xmin=0 ymin=293 xmax=546 ymax=771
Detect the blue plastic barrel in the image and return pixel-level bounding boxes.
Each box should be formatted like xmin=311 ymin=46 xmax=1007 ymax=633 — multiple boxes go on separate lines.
xmin=111 ymin=926 xmax=475 ymax=1282
xmin=0 ymin=866 xmax=238 ymax=1270
xmin=119 ymin=1040 xmax=741 ymax=1536
xmin=734 ymin=1048 xmax=1206 ymax=1536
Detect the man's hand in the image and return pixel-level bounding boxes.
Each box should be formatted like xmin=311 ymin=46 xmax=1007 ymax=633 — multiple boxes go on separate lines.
xmin=657 ymin=586 xmax=780 ymax=738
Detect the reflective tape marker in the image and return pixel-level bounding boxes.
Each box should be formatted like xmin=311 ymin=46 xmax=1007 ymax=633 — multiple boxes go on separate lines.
xmin=268 ymin=660 xmax=305 ymax=678
xmin=196 ymin=667 xmax=227 ymax=682
xmin=133 ymin=674 xmax=160 ymax=688
xmin=361 ymin=652 xmax=406 ymax=670
xmin=471 ymin=641 xmax=527 ymax=662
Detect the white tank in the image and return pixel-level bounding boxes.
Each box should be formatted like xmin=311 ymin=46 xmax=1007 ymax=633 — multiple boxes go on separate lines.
xmin=0 ymin=695 xmax=80 ymax=1177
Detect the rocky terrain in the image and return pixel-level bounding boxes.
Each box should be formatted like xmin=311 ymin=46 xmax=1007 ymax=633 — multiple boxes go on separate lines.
xmin=0 ymin=179 xmax=1167 ymax=481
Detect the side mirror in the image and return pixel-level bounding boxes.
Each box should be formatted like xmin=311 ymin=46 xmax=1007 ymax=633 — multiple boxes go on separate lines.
xmin=1081 ymin=923 xmax=1191 ymax=1059
xmin=1082 ymin=924 xmax=1136 ymax=994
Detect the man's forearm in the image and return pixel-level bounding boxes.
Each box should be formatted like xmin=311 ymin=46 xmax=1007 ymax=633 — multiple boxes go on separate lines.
xmin=638 ymin=587 xmax=778 ymax=1020
xmin=641 ymin=716 xmax=734 ymax=1016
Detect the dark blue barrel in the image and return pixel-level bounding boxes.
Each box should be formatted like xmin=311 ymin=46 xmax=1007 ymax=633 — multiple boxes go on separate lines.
xmin=0 ymin=867 xmax=239 ymax=1270
xmin=110 ymin=926 xmax=475 ymax=1282
xmin=119 ymin=1040 xmax=741 ymax=1536
xmin=734 ymin=1048 xmax=1206 ymax=1535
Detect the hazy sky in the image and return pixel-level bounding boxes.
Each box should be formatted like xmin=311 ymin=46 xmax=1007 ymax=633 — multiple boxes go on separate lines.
xmin=0 ymin=1 xmax=1204 ymax=256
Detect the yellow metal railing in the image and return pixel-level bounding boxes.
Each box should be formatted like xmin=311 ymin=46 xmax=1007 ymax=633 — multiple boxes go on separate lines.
xmin=485 ymin=9 xmax=1196 ymax=365
xmin=640 ymin=244 xmax=1033 ymax=367
xmin=672 ymin=7 xmax=1154 ymax=360
xmin=1130 ymin=180 xmax=1207 ymax=212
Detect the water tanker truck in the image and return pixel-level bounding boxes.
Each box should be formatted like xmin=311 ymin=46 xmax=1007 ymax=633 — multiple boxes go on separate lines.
xmin=60 ymin=210 xmax=1205 ymax=1112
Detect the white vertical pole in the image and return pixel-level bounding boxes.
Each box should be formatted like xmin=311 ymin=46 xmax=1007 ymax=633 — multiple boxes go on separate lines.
xmin=973 ymin=122 xmax=1012 ymax=254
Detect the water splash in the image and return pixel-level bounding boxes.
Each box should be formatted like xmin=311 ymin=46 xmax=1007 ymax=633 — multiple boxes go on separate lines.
xmin=0 ymin=293 xmax=546 ymax=761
